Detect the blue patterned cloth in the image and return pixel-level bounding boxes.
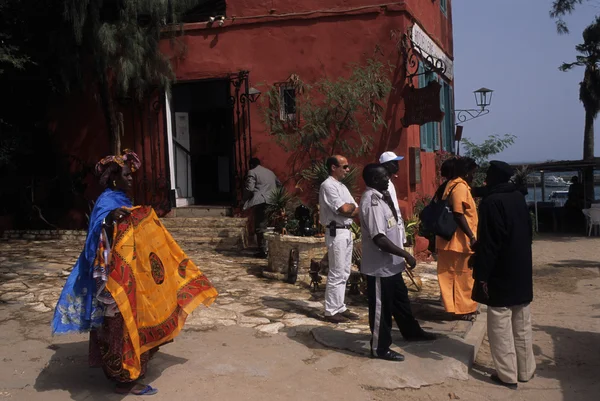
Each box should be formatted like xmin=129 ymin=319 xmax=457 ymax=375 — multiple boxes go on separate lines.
xmin=51 ymin=189 xmax=132 ymax=335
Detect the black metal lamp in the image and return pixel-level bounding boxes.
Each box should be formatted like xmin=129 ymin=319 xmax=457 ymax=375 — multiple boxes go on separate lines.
xmin=247 ymin=87 xmax=261 ymax=103
xmin=474 ymin=87 xmax=493 ymax=110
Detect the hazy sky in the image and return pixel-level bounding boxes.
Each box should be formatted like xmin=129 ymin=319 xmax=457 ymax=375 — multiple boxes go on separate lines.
xmin=453 ymin=0 xmax=600 ymax=163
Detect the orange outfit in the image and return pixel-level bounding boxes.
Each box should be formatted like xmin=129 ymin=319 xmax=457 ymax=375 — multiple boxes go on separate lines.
xmin=436 ymin=178 xmax=478 ymax=314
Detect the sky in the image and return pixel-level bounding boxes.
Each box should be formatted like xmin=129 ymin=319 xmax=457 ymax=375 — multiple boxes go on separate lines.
xmin=453 ymin=0 xmax=600 ymax=163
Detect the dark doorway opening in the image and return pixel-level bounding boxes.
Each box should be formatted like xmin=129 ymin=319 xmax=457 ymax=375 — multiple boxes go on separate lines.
xmin=172 ymin=80 xmax=235 ymax=205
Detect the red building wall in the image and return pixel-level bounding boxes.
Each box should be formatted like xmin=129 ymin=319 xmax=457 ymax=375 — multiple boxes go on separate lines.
xmin=48 ymin=1 xmax=454 ymax=220
xmin=164 ymin=0 xmax=454 ymax=216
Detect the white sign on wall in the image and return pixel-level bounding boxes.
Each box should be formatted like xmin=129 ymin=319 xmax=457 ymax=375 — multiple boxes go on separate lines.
xmin=411 ymin=24 xmax=454 ymax=81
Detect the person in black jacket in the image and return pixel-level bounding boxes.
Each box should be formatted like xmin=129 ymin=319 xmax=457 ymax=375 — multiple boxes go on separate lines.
xmin=472 ymin=160 xmax=536 ymax=389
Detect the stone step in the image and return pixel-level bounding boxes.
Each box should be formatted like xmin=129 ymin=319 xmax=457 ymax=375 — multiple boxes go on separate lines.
xmin=165 ymin=226 xmax=246 ymax=238
xmin=167 ymin=206 xmax=233 ymax=218
xmin=160 ymin=217 xmax=248 ymax=229
xmin=172 ymin=236 xmax=243 ymax=251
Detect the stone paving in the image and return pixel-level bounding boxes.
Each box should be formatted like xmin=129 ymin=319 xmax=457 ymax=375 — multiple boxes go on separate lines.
xmin=0 ymin=236 xmax=474 ymax=341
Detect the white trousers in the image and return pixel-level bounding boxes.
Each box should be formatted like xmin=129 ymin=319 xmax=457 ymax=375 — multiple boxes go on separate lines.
xmin=324 ymin=229 xmax=353 ymax=316
xmin=487 ymin=304 xmax=536 ymax=384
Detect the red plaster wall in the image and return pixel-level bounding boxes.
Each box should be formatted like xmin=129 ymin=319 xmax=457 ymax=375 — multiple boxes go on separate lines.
xmin=165 ymin=0 xmax=453 ymax=215
xmin=49 ymin=1 xmax=453 ymax=217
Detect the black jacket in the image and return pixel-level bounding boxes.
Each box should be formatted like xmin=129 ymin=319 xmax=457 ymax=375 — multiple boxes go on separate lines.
xmin=472 ymin=183 xmax=533 ymax=307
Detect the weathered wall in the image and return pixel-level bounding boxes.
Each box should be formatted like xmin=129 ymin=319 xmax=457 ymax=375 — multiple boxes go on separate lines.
xmin=165 ymin=0 xmax=453 ymax=215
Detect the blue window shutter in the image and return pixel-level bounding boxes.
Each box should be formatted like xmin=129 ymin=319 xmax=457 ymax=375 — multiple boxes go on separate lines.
xmin=431 ymin=73 xmax=440 ymax=151
xmin=440 ymin=80 xmax=446 ymax=151
xmin=440 ymin=0 xmax=447 ymax=15
xmin=418 ymin=63 xmax=429 ymax=151
xmin=448 ymin=85 xmax=454 ymax=152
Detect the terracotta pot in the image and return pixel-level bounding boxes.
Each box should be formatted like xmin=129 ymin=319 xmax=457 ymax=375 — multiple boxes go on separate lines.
xmin=414 ymin=235 xmax=430 ymax=253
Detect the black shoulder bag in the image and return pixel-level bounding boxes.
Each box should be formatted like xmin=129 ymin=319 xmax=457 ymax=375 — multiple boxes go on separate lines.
xmin=419 ymin=184 xmax=459 ymax=241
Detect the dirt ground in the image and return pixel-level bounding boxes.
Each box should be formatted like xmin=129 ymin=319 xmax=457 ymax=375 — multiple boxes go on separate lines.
xmin=371 ymin=234 xmax=600 ymax=401
xmin=1 ymin=234 xmax=599 ymax=401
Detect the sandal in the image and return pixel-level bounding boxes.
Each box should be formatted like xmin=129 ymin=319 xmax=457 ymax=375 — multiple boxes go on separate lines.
xmin=456 ymin=313 xmax=477 ymax=322
xmin=115 ymin=384 xmax=158 ymax=396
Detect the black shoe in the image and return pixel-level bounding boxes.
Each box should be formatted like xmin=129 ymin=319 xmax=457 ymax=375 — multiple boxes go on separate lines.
xmin=404 ymin=330 xmax=437 ymax=342
xmin=491 ymin=374 xmax=518 ymax=389
xmin=371 ymin=349 xmax=405 ymax=362
xmin=325 ymin=314 xmax=350 ymax=324
xmin=518 ymin=373 xmax=535 ymax=383
xmin=340 ymin=310 xmax=361 ymax=321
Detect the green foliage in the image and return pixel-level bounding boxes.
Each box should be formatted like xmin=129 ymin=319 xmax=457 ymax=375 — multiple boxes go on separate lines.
xmin=54 ymin=0 xmax=204 ymax=152
xmin=559 ymin=17 xmax=600 ymax=160
xmin=550 ymin=0 xmax=587 ymax=34
xmin=404 ymin=216 xmax=420 ymax=247
xmin=300 ymin=162 xmax=360 ymax=199
xmin=412 ymin=193 xmax=432 ymax=218
xmin=462 ymin=134 xmax=516 ymax=187
xmin=266 ymin=186 xmax=296 ymax=221
xmin=264 ymin=59 xmax=392 ymax=170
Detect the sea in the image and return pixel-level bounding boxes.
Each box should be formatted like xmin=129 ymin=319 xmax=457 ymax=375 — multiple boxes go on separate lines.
xmin=525 ymin=185 xmax=600 ymax=203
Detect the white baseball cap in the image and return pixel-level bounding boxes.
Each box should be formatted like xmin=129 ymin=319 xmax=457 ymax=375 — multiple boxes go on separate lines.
xmin=379 ymin=151 xmax=404 ymax=164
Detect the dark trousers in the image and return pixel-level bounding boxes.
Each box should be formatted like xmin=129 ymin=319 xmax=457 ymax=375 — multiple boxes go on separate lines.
xmin=366 ymin=272 xmax=422 ymax=355
xmin=253 ymin=204 xmax=268 ymax=252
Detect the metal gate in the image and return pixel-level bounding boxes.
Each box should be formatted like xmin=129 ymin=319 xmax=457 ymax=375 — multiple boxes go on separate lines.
xmin=229 ymin=71 xmax=254 ymax=207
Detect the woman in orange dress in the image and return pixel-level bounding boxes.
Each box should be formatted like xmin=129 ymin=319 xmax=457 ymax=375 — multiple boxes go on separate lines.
xmin=436 ymin=157 xmax=479 ymax=321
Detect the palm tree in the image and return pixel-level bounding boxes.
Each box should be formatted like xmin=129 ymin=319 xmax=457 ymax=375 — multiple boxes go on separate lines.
xmin=560 ymin=17 xmax=600 ymax=203
xmin=560 ymin=17 xmax=600 ymax=161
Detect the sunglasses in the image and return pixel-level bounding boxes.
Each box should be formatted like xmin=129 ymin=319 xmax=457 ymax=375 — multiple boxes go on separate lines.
xmin=340 ymin=165 xmax=350 ymax=170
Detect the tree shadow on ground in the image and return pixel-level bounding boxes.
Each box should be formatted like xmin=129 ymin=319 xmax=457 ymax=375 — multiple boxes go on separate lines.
xmin=532 ymin=325 xmax=600 ymax=401
xmin=34 ymin=341 xmax=187 ymax=401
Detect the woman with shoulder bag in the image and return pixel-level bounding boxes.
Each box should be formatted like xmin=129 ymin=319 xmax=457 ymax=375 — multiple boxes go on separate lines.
xmin=435 ymin=157 xmax=479 ymax=321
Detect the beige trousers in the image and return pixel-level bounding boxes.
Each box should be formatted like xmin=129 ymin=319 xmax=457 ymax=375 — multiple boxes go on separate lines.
xmin=487 ymin=304 xmax=536 ymax=384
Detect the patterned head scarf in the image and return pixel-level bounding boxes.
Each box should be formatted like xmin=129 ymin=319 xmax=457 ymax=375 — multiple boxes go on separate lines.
xmin=95 ymin=149 xmax=141 ymax=187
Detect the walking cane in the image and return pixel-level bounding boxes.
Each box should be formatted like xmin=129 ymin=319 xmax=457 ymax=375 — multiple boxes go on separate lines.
xmin=404 ymin=268 xmax=423 ymax=292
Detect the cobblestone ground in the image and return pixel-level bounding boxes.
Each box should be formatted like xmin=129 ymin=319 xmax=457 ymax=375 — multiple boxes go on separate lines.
xmin=0 ymin=238 xmax=472 ymax=338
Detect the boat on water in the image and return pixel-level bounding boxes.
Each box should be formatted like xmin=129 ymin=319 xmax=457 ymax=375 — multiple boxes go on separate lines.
xmin=544 ymin=176 xmax=570 ymax=187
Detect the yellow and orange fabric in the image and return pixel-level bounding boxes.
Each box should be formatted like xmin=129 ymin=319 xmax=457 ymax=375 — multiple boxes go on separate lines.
xmin=106 ymin=206 xmax=218 ymax=380
xmin=435 ymin=177 xmax=479 ymax=315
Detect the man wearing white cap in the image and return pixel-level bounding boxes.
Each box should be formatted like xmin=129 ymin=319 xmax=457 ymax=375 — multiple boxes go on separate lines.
xmin=379 ymin=151 xmax=406 ymax=246
xmin=378 ymin=151 xmax=436 ymax=342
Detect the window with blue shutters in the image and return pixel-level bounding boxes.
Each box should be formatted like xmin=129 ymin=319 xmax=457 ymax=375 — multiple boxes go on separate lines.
xmin=418 ymin=64 xmax=439 ymax=152
xmin=440 ymin=0 xmax=448 ymax=16
xmin=440 ymin=81 xmax=454 ymax=152
xmin=418 ymin=62 xmax=453 ymax=153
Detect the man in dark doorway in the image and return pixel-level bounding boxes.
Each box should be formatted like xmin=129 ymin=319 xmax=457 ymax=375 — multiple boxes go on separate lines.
xmin=243 ymin=158 xmax=280 ymax=258
xmin=472 ymin=160 xmax=536 ymax=389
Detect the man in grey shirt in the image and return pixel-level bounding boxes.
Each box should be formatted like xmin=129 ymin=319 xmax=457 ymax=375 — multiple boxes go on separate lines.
xmin=319 ymin=155 xmax=361 ymax=324
xmin=360 ymin=164 xmax=436 ymax=361
xmin=243 ymin=157 xmax=280 ymax=258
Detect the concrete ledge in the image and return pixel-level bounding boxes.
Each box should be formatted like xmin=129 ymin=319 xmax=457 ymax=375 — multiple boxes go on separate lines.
xmin=310 ymin=306 xmax=489 ymax=389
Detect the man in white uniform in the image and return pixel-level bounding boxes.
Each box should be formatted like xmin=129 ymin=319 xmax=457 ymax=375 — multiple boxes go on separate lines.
xmin=378 ymin=151 xmax=406 ymax=246
xmin=360 ymin=164 xmax=436 ymax=361
xmin=319 ymin=155 xmax=361 ymax=324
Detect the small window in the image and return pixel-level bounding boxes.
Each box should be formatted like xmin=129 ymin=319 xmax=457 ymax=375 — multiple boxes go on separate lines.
xmin=280 ymin=87 xmax=296 ymax=121
xmin=181 ymin=0 xmax=227 ymax=23
xmin=440 ymin=0 xmax=447 ymax=16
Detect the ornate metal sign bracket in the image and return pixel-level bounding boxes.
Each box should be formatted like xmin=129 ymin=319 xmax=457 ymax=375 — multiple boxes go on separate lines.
xmin=394 ymin=27 xmax=447 ymax=87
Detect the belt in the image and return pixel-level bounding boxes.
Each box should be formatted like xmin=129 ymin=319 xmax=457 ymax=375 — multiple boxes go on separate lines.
xmin=328 ymin=223 xmax=351 ymax=230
